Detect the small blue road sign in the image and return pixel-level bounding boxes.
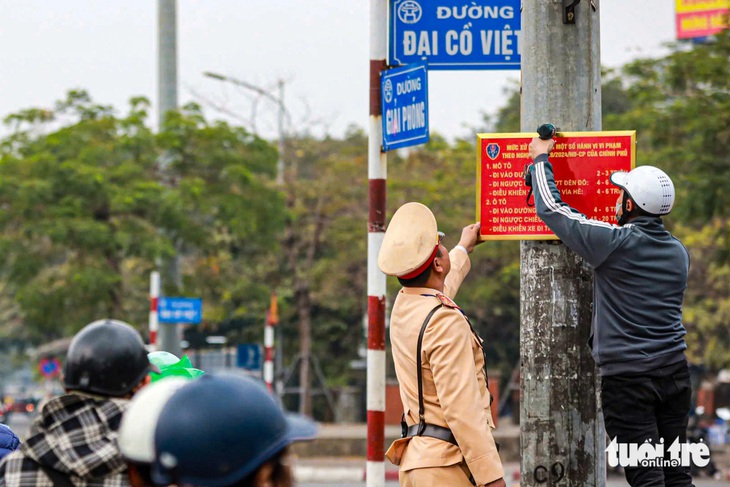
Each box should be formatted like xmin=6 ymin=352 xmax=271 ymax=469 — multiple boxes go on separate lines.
xmin=389 ymin=0 xmax=521 ymax=70
xmin=158 ymin=297 xmax=203 ymax=324
xmin=237 ymin=344 xmax=263 ymax=370
xmin=381 ymin=61 xmax=429 ymax=151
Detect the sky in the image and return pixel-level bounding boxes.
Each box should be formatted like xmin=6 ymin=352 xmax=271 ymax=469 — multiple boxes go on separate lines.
xmin=0 ymin=1 xmax=678 ymax=143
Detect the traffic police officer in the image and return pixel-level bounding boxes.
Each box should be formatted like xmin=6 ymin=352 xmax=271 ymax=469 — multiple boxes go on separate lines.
xmin=379 ymin=202 xmax=505 ymax=487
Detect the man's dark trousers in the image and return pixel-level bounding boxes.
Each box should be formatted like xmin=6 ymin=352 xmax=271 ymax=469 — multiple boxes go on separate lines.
xmin=601 ymin=360 xmax=694 ymax=487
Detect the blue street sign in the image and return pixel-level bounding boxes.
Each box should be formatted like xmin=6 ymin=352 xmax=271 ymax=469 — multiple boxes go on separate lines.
xmin=158 ymin=297 xmax=202 ymax=324
xmin=381 ymin=61 xmax=429 ymax=151
xmin=389 ymin=0 xmax=521 ymax=70
xmin=237 ymin=344 xmax=263 ymax=370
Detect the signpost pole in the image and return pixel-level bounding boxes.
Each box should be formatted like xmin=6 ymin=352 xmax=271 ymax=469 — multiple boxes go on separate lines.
xmin=520 ymin=2 xmax=605 ymax=485
xmin=264 ymin=292 xmax=279 ymax=393
xmin=149 ymin=271 xmax=160 ymax=351
xmin=367 ymin=0 xmax=388 ymax=486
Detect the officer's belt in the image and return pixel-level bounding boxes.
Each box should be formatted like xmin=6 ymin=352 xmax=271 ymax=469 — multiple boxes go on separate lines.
xmin=405 ymin=422 xmax=457 ymax=446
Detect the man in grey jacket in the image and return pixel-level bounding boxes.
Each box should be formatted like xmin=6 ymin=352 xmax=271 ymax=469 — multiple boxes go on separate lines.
xmin=527 ymin=137 xmax=693 ymax=487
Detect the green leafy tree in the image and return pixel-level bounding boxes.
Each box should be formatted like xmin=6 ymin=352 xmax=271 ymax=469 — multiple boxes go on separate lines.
xmin=275 ymin=127 xmax=370 ymax=416
xmin=156 ymin=103 xmax=285 ymax=328
xmin=0 ymin=91 xmax=284 ymax=343
xmin=677 ymin=220 xmax=730 ymax=370
xmin=604 ymin=31 xmax=730 ymax=222
xmin=0 ymin=92 xmax=171 ymax=339
xmin=603 ymin=31 xmax=730 ymax=369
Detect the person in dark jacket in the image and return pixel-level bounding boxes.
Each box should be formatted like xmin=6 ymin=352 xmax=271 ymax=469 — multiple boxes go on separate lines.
xmin=0 ymin=319 xmax=159 ymax=487
xmin=527 ymin=137 xmax=693 ymax=487
xmin=0 ymin=425 xmax=19 ymax=461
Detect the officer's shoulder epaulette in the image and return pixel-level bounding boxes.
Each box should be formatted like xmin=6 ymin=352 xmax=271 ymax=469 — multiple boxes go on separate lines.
xmin=435 ymin=293 xmax=460 ymax=310
xmin=419 ymin=292 xmax=461 ymax=310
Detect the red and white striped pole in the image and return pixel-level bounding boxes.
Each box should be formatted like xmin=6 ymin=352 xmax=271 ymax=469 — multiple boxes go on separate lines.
xmin=264 ymin=291 xmax=279 ymax=393
xmin=149 ymin=271 xmax=160 ymax=351
xmin=368 ymin=1 xmax=387 ymax=485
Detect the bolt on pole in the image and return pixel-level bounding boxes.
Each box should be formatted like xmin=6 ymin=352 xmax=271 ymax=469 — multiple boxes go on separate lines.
xmin=520 ymin=1 xmax=605 ymax=486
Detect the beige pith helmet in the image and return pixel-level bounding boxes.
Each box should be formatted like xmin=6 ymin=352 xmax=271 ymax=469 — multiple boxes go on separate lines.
xmin=378 ymin=202 xmax=441 ymax=278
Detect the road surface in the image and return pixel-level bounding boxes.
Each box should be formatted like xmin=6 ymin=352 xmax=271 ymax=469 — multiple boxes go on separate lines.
xmin=5 ymin=413 xmax=725 ymax=486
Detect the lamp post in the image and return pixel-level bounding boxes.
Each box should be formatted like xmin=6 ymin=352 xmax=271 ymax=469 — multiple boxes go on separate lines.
xmin=157 ymin=0 xmax=182 ymax=358
xmin=203 ymin=72 xmax=289 ymax=397
xmin=203 ymin=72 xmax=286 ymax=185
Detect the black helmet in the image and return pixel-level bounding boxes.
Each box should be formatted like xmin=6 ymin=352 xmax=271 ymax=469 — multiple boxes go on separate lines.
xmin=62 ymin=319 xmax=159 ymax=397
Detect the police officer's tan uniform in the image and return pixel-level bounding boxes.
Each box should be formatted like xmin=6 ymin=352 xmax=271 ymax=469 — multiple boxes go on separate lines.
xmin=379 ymin=203 xmax=504 ymax=487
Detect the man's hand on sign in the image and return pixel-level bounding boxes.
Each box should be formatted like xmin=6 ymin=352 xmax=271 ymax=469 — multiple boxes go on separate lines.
xmin=529 ymin=137 xmax=556 ymax=161
xmin=458 ymin=222 xmax=483 ymax=253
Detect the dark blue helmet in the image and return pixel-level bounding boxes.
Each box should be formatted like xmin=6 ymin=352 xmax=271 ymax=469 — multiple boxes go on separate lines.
xmin=151 ymin=374 xmax=317 ymax=487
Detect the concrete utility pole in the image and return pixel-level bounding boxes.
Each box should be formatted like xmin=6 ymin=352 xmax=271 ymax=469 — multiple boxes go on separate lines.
xmin=157 ymin=0 xmax=181 ymax=357
xmin=367 ymin=1 xmax=387 ymax=486
xmin=520 ymin=1 xmax=605 ymax=486
xmin=158 ymin=0 xmax=178 ymax=129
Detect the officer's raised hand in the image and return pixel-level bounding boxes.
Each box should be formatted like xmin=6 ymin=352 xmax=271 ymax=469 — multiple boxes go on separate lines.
xmin=458 ymin=222 xmax=483 ymax=254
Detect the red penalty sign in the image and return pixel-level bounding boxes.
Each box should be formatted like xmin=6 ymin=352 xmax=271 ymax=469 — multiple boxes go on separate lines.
xmin=476 ymin=131 xmax=636 ymax=240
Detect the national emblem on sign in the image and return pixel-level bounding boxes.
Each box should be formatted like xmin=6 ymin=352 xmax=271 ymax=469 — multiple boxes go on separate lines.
xmin=397 ymin=0 xmax=422 ymax=24
xmin=383 ymin=79 xmax=393 ymax=104
xmin=486 ymin=143 xmax=500 ymax=160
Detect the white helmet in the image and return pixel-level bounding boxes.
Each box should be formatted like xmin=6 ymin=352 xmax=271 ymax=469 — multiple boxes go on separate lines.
xmin=118 ymin=377 xmax=188 ymax=464
xmin=609 ymin=166 xmax=675 ymax=216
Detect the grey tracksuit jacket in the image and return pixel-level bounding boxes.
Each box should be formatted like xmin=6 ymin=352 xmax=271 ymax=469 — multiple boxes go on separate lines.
xmin=529 ymin=155 xmax=690 ymax=376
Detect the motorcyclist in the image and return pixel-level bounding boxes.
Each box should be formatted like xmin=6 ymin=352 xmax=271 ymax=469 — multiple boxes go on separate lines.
xmin=150 ymin=374 xmax=317 ymax=487
xmin=0 ymin=319 xmax=158 ymax=487
xmin=118 ymin=378 xmax=189 ymax=487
